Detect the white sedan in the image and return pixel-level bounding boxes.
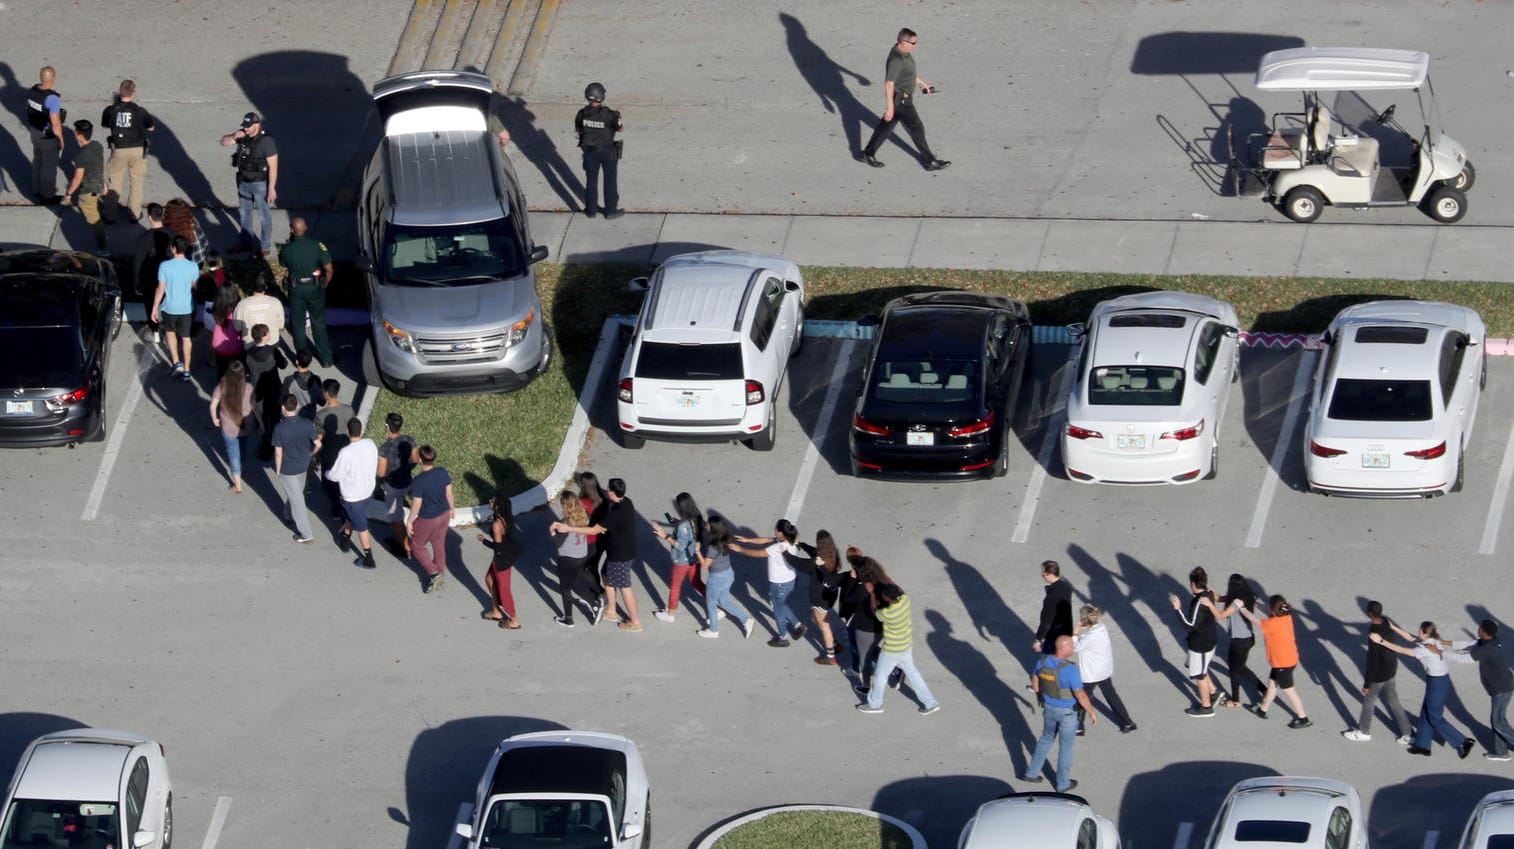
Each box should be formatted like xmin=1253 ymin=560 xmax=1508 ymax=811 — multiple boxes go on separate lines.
xmin=1455 ymin=790 xmax=1514 ymax=849
xmin=1304 ymin=300 xmax=1485 ymax=497
xmin=455 ymin=731 xmax=650 ymax=849
xmin=0 ymin=728 xmax=173 ymax=849
xmin=1203 ymin=777 xmax=1365 ymax=849
xmin=959 ymin=792 xmax=1120 ymax=849
xmin=1062 ymin=291 xmax=1240 ymax=485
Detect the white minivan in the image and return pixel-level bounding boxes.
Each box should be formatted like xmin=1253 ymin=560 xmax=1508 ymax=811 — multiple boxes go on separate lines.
xmin=617 ymin=251 xmax=804 ymax=451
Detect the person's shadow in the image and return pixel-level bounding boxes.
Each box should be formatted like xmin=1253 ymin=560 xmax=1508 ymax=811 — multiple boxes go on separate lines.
xmin=779 ymin=13 xmax=874 ymax=159
xmin=0 ymin=63 xmax=32 ymax=198
xmin=460 ymin=66 xmax=583 ymax=211
xmin=149 ymin=115 xmax=237 ymax=236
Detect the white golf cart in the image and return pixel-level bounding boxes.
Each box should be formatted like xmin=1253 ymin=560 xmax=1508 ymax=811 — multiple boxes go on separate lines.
xmin=1230 ymin=47 xmax=1473 ymax=223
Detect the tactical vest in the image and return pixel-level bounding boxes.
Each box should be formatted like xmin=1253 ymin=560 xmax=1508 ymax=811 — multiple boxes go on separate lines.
xmin=1038 ymin=658 xmax=1072 ymax=702
xmin=577 ymin=105 xmax=618 ymax=150
xmin=27 ymin=84 xmax=60 ymax=134
xmin=107 ymin=102 xmax=149 ymax=148
xmin=234 ymin=132 xmax=273 ymax=183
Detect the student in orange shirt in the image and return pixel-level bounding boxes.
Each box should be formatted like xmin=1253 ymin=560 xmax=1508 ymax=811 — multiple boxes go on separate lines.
xmin=1241 ymin=595 xmax=1313 ymax=729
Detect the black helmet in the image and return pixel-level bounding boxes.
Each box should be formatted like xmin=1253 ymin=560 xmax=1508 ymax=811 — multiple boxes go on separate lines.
xmin=584 ymin=82 xmax=606 ymax=102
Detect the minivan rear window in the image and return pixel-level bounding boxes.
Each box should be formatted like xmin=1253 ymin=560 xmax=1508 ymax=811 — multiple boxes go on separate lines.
xmin=1327 ymin=379 xmax=1432 ymax=422
xmin=635 ymin=342 xmax=743 ymax=381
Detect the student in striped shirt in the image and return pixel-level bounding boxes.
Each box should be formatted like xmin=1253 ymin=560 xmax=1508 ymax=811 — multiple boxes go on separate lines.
xmin=857 ymin=582 xmax=940 ymax=715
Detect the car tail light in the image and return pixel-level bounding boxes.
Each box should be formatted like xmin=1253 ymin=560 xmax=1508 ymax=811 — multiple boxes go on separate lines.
xmin=1309 ymin=440 xmax=1347 ymax=458
xmin=745 ymin=380 xmax=765 ymax=405
xmin=617 ymin=378 xmax=633 ymax=403
xmin=1172 ymin=469 xmax=1202 ymax=481
xmin=1404 ymin=441 xmax=1447 ymax=460
xmin=1066 ymin=468 xmax=1092 ymax=480
xmin=1160 ymin=419 xmax=1204 ymax=441
xmin=51 ymin=387 xmax=89 ymax=405
xmin=853 ymin=415 xmax=893 ymax=436
xmin=1065 ymin=424 xmax=1102 ymax=440
xmin=948 ymin=412 xmax=996 ymax=438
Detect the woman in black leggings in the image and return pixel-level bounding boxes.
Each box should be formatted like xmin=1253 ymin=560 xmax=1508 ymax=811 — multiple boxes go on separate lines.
xmin=1214 ymin=573 xmax=1266 ymax=707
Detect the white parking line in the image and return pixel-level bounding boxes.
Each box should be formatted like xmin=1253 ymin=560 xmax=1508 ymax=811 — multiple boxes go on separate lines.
xmin=1478 ymin=413 xmax=1514 ymax=555
xmin=1423 ymin=829 xmax=1439 ymax=849
xmin=1244 ymin=351 xmax=1315 ymax=549
xmin=198 ymin=796 xmax=232 ymax=849
xmin=1012 ymin=347 xmax=1078 ymax=544
xmin=81 ymin=338 xmax=157 ymax=521
xmin=784 ymin=340 xmax=856 ymax=526
xmin=1173 ymin=821 xmax=1195 ymax=849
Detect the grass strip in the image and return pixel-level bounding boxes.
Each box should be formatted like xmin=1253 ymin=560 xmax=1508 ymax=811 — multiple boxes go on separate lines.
xmin=711 ymin=811 xmax=914 ymax=849
xmin=376 ymin=262 xmax=1514 ymax=507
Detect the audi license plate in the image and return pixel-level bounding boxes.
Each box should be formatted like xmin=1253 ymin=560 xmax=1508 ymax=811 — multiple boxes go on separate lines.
xmin=906 ymin=431 xmax=934 ymax=446
xmin=1362 ymin=452 xmax=1390 ymax=469
xmin=1116 ymin=434 xmax=1146 ymax=450
xmin=676 ymin=393 xmax=702 ymax=408
xmin=5 ymin=401 xmax=33 ymax=415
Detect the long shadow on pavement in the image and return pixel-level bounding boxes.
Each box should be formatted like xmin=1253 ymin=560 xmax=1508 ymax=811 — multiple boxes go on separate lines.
xmin=779 ymin=13 xmax=875 ymax=160
xmin=1370 ymin=773 xmax=1514 ymax=849
xmin=1068 ymin=545 xmax=1193 ymax=699
xmin=1295 ymin=597 xmax=1368 ymax=729
xmin=0 ymin=63 xmax=36 ymax=198
xmin=0 ymin=712 xmax=89 ymax=786
xmin=871 ymin=774 xmax=1013 ymax=849
xmin=1120 ymin=760 xmax=1277 ymax=849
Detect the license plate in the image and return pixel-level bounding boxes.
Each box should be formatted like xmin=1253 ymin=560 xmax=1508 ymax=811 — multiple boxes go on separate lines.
xmin=676 ymin=393 xmax=702 ymax=408
xmin=5 ymin=401 xmax=33 ymax=415
xmin=906 ymin=431 xmax=934 ymax=446
xmin=1116 ymin=434 xmax=1146 ymax=450
xmin=1362 ymin=452 xmax=1390 ymax=468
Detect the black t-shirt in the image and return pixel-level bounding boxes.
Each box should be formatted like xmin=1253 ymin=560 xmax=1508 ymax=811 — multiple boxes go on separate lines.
xmin=272 ymin=414 xmax=318 ymax=474
xmin=1365 ymin=618 xmax=1400 ymax=684
xmin=1184 ymin=593 xmax=1218 ymax=653
xmin=1037 ymin=579 xmax=1074 ymax=644
xmin=600 ymin=497 xmax=638 ymax=562
xmin=133 ymin=228 xmax=172 ymax=298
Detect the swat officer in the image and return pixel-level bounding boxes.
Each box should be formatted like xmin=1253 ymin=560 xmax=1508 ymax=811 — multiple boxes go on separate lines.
xmin=100 ymin=79 xmax=156 ymax=221
xmin=26 ymin=66 xmax=65 ymax=203
xmin=219 ymin=112 xmax=280 ymax=255
xmin=278 ymin=217 xmax=335 ymax=368
xmin=574 ymin=82 xmax=623 ymax=219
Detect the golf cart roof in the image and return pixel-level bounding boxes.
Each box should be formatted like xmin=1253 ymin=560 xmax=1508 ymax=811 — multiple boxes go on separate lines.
xmin=1255 ymin=48 xmax=1429 ymax=92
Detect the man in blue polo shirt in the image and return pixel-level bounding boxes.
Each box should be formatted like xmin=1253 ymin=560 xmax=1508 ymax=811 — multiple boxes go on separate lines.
xmin=150 ymin=234 xmax=199 ymax=380
xmin=1020 ymin=635 xmax=1097 ymax=793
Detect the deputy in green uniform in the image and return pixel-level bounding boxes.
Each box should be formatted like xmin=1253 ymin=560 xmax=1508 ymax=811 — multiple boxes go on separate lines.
xmin=279 ymin=216 xmax=334 ymax=367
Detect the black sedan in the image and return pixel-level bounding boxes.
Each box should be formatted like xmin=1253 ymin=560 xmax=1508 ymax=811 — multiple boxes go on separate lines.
xmin=850 ymin=291 xmax=1032 ymax=479
xmin=0 ymin=250 xmax=122 ymax=447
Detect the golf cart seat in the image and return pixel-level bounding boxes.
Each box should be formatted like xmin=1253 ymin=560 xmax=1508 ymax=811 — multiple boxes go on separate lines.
xmin=1328 ymin=135 xmax=1380 ymax=177
xmin=1262 ymin=128 xmax=1306 ymax=170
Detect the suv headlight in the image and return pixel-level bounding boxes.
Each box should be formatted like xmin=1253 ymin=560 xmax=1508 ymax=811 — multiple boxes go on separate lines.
xmin=382 ymin=318 xmax=415 ymax=353
xmin=507 ymin=309 xmax=536 ymax=347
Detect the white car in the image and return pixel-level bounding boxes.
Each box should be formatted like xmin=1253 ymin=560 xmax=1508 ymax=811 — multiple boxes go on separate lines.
xmin=1304 ymin=300 xmax=1485 ymax=497
xmin=1062 ymin=291 xmax=1240 ymax=484
xmin=958 ymin=792 xmax=1120 ymax=849
xmin=617 ymin=251 xmax=804 ymax=451
xmin=1455 ymin=790 xmax=1514 ymax=849
xmin=1203 ymin=777 xmax=1365 ymax=849
xmin=0 ymin=729 xmax=173 ymax=849
xmin=455 ymin=731 xmax=650 ymax=849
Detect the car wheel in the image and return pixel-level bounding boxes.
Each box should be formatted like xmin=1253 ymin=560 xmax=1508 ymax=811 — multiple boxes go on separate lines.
xmin=992 ymin=424 xmax=1011 ymax=478
xmin=1204 ymin=444 xmax=1218 ymax=480
xmin=1452 ymin=442 xmax=1465 ymax=494
xmin=1480 ymin=355 xmax=1487 ymax=391
xmin=1281 ymin=186 xmax=1325 ymax=223
xmin=1452 ymin=161 xmax=1476 ymax=192
xmin=620 ymin=431 xmax=645 ymax=450
xmin=641 ymin=792 xmax=652 ymax=849
xmin=1423 ymin=186 xmax=1468 ymax=223
xmin=749 ymin=407 xmax=776 ymax=452
xmin=111 ymin=295 xmax=124 ymax=341
xmin=790 ymin=310 xmax=805 ymax=357
xmin=162 ymin=794 xmax=173 ymax=849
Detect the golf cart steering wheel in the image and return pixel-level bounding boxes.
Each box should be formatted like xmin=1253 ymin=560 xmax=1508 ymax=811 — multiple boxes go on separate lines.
xmin=1375 ymin=104 xmax=1396 ymax=125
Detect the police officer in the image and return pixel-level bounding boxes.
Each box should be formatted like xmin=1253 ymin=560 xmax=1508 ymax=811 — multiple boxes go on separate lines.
xmin=278 ymin=217 xmax=335 ymax=368
xmin=574 ymin=82 xmax=623 ymax=219
xmin=219 ymin=112 xmax=280 ymax=254
xmin=100 ymin=79 xmax=156 ymax=221
xmin=26 ymin=66 xmax=65 ymax=203
xmin=860 ymin=28 xmax=950 ymax=172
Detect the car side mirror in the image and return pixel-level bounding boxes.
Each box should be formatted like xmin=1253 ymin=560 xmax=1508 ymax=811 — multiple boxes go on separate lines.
xmin=132 ymin=831 xmax=156 ymax=848
xmin=1224 ymin=326 xmax=1240 ymax=338
xmin=354 ymin=256 xmax=374 ymax=273
xmin=857 ymin=313 xmax=880 ymax=327
xmin=1066 ymin=322 xmax=1086 ymax=340
xmin=1319 ymin=330 xmax=1333 ymax=345
xmin=628 ymin=277 xmax=650 ymax=293
xmin=784 ymin=279 xmax=801 ymax=293
xmin=529 ymin=244 xmax=549 ymax=264
xmin=621 ymin=823 xmax=643 ymax=841
xmin=455 ymin=823 xmax=475 ymax=840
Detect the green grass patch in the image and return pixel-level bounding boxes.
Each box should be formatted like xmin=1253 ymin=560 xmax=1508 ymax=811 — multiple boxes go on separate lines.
xmin=711 ymin=810 xmax=913 ymax=849
xmin=374 ymin=263 xmax=1514 ymax=507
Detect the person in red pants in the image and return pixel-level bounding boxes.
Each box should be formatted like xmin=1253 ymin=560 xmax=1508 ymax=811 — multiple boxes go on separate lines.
xmin=478 ymin=496 xmax=524 ymax=629
xmin=406 ymin=446 xmax=454 ymax=594
xmin=653 ymin=492 xmax=706 ymax=625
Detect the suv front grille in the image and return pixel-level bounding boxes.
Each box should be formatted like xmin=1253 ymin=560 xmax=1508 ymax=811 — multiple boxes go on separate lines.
xmin=413 ymin=330 xmax=509 ymax=365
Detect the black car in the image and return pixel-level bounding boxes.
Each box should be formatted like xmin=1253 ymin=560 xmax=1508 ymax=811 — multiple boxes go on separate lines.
xmin=850 ymin=292 xmax=1032 ymax=479
xmin=0 ymin=250 xmax=122 ymax=447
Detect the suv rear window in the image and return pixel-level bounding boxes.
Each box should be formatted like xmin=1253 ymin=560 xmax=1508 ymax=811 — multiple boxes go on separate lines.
xmin=635 ymin=342 xmax=743 ymax=381
xmin=1087 ymin=365 xmax=1184 ymax=406
xmin=1354 ymin=326 xmax=1428 ymax=344
xmin=1109 ymin=313 xmax=1187 ymax=329
xmin=1327 ymin=378 xmax=1432 ymax=421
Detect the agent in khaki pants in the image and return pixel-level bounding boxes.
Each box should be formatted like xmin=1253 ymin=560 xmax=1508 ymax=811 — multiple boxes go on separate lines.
xmin=101 ymin=79 xmax=155 ymax=220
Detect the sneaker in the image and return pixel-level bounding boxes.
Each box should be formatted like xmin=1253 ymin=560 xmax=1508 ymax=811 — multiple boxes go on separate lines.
xmin=862 ymin=154 xmax=884 ymax=168
xmin=1076 ymin=727 xmax=1086 ymax=737
xmin=590 ymin=599 xmax=605 ymax=626
xmin=1185 ymin=706 xmax=1216 ymax=718
xmin=617 ymin=621 xmax=643 ymax=632
xmin=337 ymin=532 xmax=351 ymax=553
xmin=425 ymin=572 xmax=444 ymax=594
xmin=767 ymin=637 xmax=791 ymax=648
xmin=1342 ymin=729 xmax=1371 ymax=742
xmin=603 ymin=210 xmax=625 ymax=220
xmin=554 ymin=615 xmax=575 ymax=628
xmin=919 ymin=704 xmax=941 ymax=716
xmin=740 ymin=619 xmax=755 ymax=639
xmin=852 ymin=683 xmax=871 ymax=697
xmin=1396 ymin=735 xmax=1412 ymax=745
xmin=697 ymin=628 xmax=719 ymax=639
xmin=1017 ymin=774 xmax=1044 ymax=784
xmin=814 ymin=655 xmax=838 ymax=666
xmin=1288 ymin=717 xmax=1313 ymax=730
xmin=654 ymin=610 xmax=675 ymax=623
xmin=1484 ymin=752 xmax=1513 ymax=762
xmin=924 ymin=159 xmax=952 ymax=172
xmin=180 ymin=369 xmax=193 ymax=382
xmin=1119 ymin=724 xmax=1138 ymax=734
xmin=792 ymin=623 xmax=807 ymax=640
xmin=354 ymin=555 xmax=376 ymax=570
xmin=1408 ymin=745 xmax=1432 ymax=756
xmin=1460 ymin=739 xmax=1476 ymax=759
xmin=1244 ymin=704 xmax=1268 ymax=720
xmin=170 ymin=362 xmax=184 ymax=376
xmin=855 ymin=704 xmax=883 ymax=714
xmin=1057 ymin=780 xmax=1079 ymax=793
xmin=295 ymin=536 xmax=315 ymax=544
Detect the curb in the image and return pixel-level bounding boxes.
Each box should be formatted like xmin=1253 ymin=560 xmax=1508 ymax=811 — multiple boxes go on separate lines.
xmin=690 ymin=804 xmax=927 ymax=849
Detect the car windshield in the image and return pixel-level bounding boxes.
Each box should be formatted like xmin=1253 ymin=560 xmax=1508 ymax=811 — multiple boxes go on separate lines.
xmin=0 ymin=326 xmax=83 ymax=390
xmin=1233 ymin=819 xmax=1311 ymax=843
xmin=383 ymin=218 xmax=524 ymax=286
xmin=869 ymin=359 xmax=978 ymax=405
xmin=479 ymin=799 xmax=613 ymax=849
xmin=1487 ymin=835 xmax=1514 ymax=849
xmin=0 ymin=799 xmax=119 ymax=849
xmin=635 ymin=341 xmax=743 ymax=381
xmin=1087 ymin=365 xmax=1184 ymax=406
xmin=1327 ymin=378 xmax=1433 ymax=422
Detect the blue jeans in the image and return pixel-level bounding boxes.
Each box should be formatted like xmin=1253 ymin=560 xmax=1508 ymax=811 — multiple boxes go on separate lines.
xmin=1491 ymin=690 xmax=1514 ymax=756
xmin=769 ymin=578 xmax=801 ymax=637
xmin=1026 ymin=704 xmax=1078 ymax=791
xmin=222 ymin=430 xmax=252 ymax=478
xmin=866 ymin=648 xmax=936 ymax=710
xmin=237 ymin=180 xmax=273 ymax=252
xmin=1413 ymin=674 xmax=1468 ymax=749
xmin=704 ymin=569 xmax=749 ymax=634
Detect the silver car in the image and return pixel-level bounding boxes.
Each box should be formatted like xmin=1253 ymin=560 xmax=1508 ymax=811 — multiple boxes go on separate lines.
xmin=958 ymin=792 xmax=1121 ymax=849
xmin=1203 ymin=777 xmax=1366 ymax=849
xmin=0 ymin=728 xmax=173 ymax=849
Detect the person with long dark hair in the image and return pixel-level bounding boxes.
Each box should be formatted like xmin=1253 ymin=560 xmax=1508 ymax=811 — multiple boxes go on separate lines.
xmin=695 ymin=513 xmax=754 ymax=639
xmin=1373 ymin=621 xmax=1476 ymax=758
xmin=552 ymin=490 xmax=603 ymax=627
xmin=1213 ymin=573 xmax=1264 ymax=708
xmin=732 ymin=519 xmax=803 ymax=647
xmin=477 ymin=495 xmax=524 ymax=629
xmin=208 ymin=283 xmax=243 ymax=377
xmin=551 ymin=477 xmax=643 ymax=631
xmin=578 ymin=472 xmax=610 ymax=607
xmin=208 ymin=359 xmax=257 ymax=493
xmin=842 ymin=548 xmax=897 ymax=696
xmin=785 ymin=530 xmax=846 ymax=665
xmin=653 ymin=492 xmax=706 ymax=625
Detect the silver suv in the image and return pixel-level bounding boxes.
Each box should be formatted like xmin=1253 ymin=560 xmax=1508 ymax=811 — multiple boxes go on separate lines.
xmin=357 ymin=70 xmax=551 ymax=396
